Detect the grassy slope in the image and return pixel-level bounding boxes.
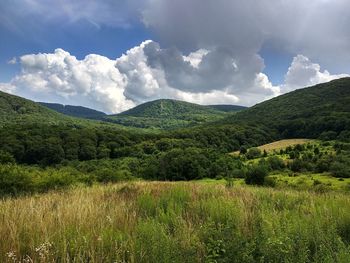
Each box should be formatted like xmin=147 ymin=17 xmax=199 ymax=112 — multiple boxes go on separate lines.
xmin=1 ymin=182 xmax=350 ymax=262
xmin=256 ymin=139 xmax=313 ymax=152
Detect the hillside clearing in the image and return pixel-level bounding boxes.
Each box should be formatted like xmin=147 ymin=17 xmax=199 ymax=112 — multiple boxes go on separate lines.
xmin=231 ymin=139 xmax=314 ymax=155
xmin=257 ymin=139 xmax=314 ymax=152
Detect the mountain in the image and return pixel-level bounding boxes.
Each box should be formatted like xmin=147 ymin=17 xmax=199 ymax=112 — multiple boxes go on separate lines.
xmin=207 ymin=105 xmax=247 ymax=112
xmin=226 ymin=77 xmax=350 ymax=139
xmin=0 ymin=91 xmax=71 ymax=125
xmin=39 ymin=102 xmax=106 ymax=120
xmin=105 ymin=99 xmax=236 ymax=129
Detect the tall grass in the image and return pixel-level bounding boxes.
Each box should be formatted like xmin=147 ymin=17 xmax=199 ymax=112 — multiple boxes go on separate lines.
xmin=1 ymin=182 xmax=350 ymax=262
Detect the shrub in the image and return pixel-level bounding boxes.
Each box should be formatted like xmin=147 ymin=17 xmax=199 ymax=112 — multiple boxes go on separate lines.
xmin=330 ymin=162 xmax=350 ymax=178
xmin=0 ymin=151 xmax=15 ymax=164
xmin=246 ymin=148 xmax=262 ymax=159
xmin=239 ymin=146 xmax=247 ymax=155
xmin=245 ymin=164 xmax=268 ymax=185
xmin=267 ymin=156 xmax=285 ymax=171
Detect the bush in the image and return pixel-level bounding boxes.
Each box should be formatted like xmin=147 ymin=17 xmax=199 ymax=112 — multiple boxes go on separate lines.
xmin=245 ymin=164 xmax=268 ymax=185
xmin=0 ymin=151 xmax=15 ymax=164
xmin=246 ymin=148 xmax=262 ymax=159
xmin=330 ymin=162 xmax=350 ymax=178
xmin=267 ymin=156 xmax=285 ymax=171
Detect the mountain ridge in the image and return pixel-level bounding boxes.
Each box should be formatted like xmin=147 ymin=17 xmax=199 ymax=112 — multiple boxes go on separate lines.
xmin=39 ymin=102 xmax=106 ymax=120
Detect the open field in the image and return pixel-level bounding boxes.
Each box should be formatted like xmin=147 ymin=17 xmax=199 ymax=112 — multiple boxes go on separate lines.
xmin=257 ymin=139 xmax=314 ymax=153
xmin=1 ymin=182 xmax=350 ymax=262
xmin=231 ymin=139 xmax=314 ymax=155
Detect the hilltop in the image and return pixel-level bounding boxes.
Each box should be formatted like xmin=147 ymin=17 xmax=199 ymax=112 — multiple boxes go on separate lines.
xmin=106 ymin=99 xmax=243 ymax=129
xmin=226 ymin=77 xmax=350 ymax=139
xmin=39 ymin=102 xmax=106 ymax=120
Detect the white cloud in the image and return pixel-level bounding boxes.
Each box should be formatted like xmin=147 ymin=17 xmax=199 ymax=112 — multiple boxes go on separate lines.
xmin=283 ymin=55 xmax=349 ymax=92
xmin=1 ymin=42 xmax=347 ymax=114
xmin=116 ymin=40 xmax=279 ymax=107
xmin=183 ymin=49 xmax=209 ymax=68
xmin=0 ymin=83 xmax=16 ymax=94
xmin=5 ymin=48 xmax=135 ymax=113
xmin=7 ymin=57 xmax=17 ymax=64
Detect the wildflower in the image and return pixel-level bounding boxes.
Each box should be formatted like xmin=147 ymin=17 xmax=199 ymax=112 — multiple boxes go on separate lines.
xmin=6 ymin=251 xmax=17 ymax=262
xmin=35 ymin=242 xmax=53 ymax=259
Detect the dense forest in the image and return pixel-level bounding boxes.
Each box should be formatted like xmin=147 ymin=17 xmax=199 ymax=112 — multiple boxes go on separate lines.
xmin=39 ymin=102 xmax=107 ymax=120
xmin=1 ymin=78 xmax=350 ymax=195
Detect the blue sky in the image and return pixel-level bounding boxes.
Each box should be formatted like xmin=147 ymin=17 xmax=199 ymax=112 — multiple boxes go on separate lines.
xmin=0 ymin=18 xmax=153 ymax=80
xmin=1 ymin=0 xmax=349 ymax=113
xmin=0 ymin=16 xmax=290 ymax=84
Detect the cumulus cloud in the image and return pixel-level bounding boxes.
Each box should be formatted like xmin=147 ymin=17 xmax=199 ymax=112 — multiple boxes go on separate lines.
xmin=0 ymin=41 xmax=282 ymax=112
xmin=0 ymin=83 xmax=16 ymax=94
xmin=4 ymin=48 xmax=135 ymax=113
xmin=283 ymin=55 xmax=349 ymax=92
xmin=0 ymin=41 xmax=348 ymax=114
xmin=116 ymin=41 xmax=279 ymax=106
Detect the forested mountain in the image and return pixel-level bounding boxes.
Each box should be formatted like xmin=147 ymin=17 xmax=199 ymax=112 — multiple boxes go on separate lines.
xmin=105 ymin=99 xmax=235 ymax=129
xmin=0 ymin=91 xmax=71 ymax=125
xmin=1 ymin=78 xmax=349 ymax=168
xmin=207 ymin=104 xmax=247 ymax=112
xmin=39 ymin=102 xmax=106 ymax=120
xmin=225 ymin=77 xmax=350 ymax=139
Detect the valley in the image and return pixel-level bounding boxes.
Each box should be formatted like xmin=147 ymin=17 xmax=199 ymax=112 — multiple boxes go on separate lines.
xmin=1 ymin=78 xmax=350 ymax=262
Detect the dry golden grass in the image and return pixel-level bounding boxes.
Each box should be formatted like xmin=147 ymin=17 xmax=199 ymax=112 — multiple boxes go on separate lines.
xmin=231 ymin=139 xmax=314 ymax=155
xmin=1 ymin=181 xmax=350 ymax=262
xmin=257 ymin=139 xmax=314 ymax=152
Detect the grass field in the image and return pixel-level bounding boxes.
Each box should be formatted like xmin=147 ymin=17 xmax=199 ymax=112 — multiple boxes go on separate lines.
xmin=257 ymin=139 xmax=314 ymax=152
xmin=231 ymin=139 xmax=314 ymax=155
xmin=1 ymin=182 xmax=350 ymax=262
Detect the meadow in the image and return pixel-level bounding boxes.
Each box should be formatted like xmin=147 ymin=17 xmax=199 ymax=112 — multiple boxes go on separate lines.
xmin=1 ymin=182 xmax=350 ymax=262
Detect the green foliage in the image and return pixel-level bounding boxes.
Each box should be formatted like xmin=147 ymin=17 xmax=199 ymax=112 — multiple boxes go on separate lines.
xmin=246 ymin=147 xmax=262 ymax=159
xmin=330 ymin=162 xmax=350 ymax=178
xmin=39 ymin=102 xmax=106 ymax=120
xmin=0 ymin=150 xmax=15 ymax=164
xmin=106 ymin=99 xmax=234 ymax=129
xmin=225 ymin=78 xmax=350 ymax=139
xmin=267 ymin=156 xmax=285 ymax=171
xmin=245 ymin=164 xmax=268 ymax=185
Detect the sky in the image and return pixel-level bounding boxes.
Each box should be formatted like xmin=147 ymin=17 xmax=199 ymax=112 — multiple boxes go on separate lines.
xmin=0 ymin=0 xmax=349 ymax=113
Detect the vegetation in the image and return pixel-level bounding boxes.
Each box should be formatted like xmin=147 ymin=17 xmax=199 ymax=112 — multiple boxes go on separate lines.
xmin=226 ymin=77 xmax=350 ymax=140
xmin=105 ymin=99 xmax=240 ymax=129
xmin=39 ymin=102 xmax=106 ymax=120
xmin=1 ymin=78 xmax=350 ymax=262
xmin=1 ymin=182 xmax=350 ymax=262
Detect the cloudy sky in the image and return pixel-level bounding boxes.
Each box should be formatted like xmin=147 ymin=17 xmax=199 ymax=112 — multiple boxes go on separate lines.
xmin=0 ymin=0 xmax=349 ymax=113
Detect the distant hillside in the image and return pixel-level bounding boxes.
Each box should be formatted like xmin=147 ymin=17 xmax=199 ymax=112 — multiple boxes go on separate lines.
xmin=106 ymin=99 xmax=235 ymax=129
xmin=117 ymin=99 xmax=225 ymax=117
xmin=226 ymin=77 xmax=350 ymax=139
xmin=0 ymin=91 xmax=72 ymax=125
xmin=39 ymin=102 xmax=106 ymax=120
xmin=207 ymin=105 xmax=247 ymax=112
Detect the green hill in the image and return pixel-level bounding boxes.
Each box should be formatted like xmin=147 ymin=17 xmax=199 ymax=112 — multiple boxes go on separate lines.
xmin=105 ymin=99 xmax=241 ymax=129
xmin=226 ymin=77 xmax=350 ymax=139
xmin=207 ymin=104 xmax=247 ymax=112
xmin=0 ymin=91 xmax=73 ymax=125
xmin=39 ymin=102 xmax=106 ymax=120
